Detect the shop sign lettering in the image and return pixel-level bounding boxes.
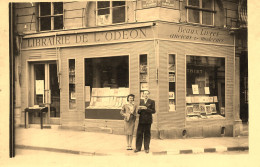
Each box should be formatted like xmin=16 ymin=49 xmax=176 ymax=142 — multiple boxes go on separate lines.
xmin=169 ymin=26 xmax=226 ymax=44
xmin=23 ymin=28 xmax=147 ymax=49
xmin=187 ymin=68 xmax=204 ymax=74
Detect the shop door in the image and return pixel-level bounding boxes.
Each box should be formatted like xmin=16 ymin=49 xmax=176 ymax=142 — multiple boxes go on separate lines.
xmin=30 ymin=62 xmax=60 ymax=124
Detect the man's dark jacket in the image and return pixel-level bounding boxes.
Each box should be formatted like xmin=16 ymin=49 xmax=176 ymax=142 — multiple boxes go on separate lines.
xmin=138 ymin=99 xmax=156 ymax=124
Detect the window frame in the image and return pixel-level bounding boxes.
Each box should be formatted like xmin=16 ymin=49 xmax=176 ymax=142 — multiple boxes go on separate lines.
xmin=185 ymin=55 xmax=226 ymax=118
xmin=96 ymin=1 xmax=127 ymax=26
xmin=39 ymin=2 xmax=64 ymax=31
xmin=168 ymin=54 xmax=177 ymax=112
xmin=186 ymin=0 xmax=216 ymax=26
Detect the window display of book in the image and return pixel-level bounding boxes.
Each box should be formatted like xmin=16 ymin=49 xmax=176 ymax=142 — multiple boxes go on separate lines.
xmin=140 ymin=64 xmax=147 ymax=73
xmin=140 ymin=74 xmax=147 ymax=82
xmin=169 ymin=73 xmax=175 ymax=82
xmin=87 ymin=87 xmax=128 ymax=109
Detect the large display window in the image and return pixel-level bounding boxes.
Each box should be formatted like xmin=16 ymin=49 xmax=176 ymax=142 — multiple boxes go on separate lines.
xmin=85 ymin=56 xmax=129 ymax=110
xmin=186 ymin=55 xmax=225 ymax=119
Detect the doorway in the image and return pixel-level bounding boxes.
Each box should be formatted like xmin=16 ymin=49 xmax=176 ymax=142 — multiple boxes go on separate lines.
xmin=29 ymin=61 xmax=60 ymax=124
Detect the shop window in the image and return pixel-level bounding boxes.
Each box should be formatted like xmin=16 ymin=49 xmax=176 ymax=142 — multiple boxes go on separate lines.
xmin=39 ymin=2 xmax=63 ymax=31
xmin=186 ymin=0 xmax=215 ymax=25
xmin=69 ymin=59 xmax=76 ymax=109
xmin=169 ymin=54 xmax=176 ymax=112
xmin=97 ymin=1 xmax=126 ymax=26
xmin=85 ymin=56 xmax=129 ymax=110
xmin=140 ymin=54 xmax=148 ymax=99
xmin=186 ymin=56 xmax=225 ymax=119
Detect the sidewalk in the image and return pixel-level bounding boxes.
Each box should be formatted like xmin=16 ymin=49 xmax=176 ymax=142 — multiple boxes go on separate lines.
xmin=15 ymin=126 xmax=248 ymax=156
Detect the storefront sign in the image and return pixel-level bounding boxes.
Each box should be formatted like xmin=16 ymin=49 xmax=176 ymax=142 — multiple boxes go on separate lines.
xmin=159 ymin=23 xmax=234 ymax=45
xmin=22 ymin=28 xmax=149 ymax=49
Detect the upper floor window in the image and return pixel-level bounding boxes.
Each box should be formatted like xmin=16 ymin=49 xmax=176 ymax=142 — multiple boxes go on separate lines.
xmin=97 ymin=1 xmax=126 ymax=26
xmin=39 ymin=2 xmax=63 ymax=31
xmin=186 ymin=0 xmax=215 ymax=25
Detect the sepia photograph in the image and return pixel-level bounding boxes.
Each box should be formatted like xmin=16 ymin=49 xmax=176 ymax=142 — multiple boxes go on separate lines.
xmin=1 ymin=0 xmax=259 ymax=166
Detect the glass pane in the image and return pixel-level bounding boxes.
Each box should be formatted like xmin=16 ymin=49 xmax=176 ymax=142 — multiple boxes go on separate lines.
xmin=188 ymin=9 xmax=200 ymax=23
xmin=169 ymin=54 xmax=176 ymax=112
xmin=54 ymin=2 xmax=63 ymax=15
xmin=188 ymin=0 xmax=199 ymax=6
xmin=54 ymin=16 xmax=63 ymax=30
xmin=49 ymin=64 xmax=60 ymax=117
xmin=98 ymin=9 xmax=110 ymax=15
xmin=112 ymin=6 xmax=125 ymax=23
xmin=202 ymin=0 xmax=213 ymax=9
xmin=40 ymin=17 xmax=51 ymax=31
xmin=202 ymin=11 xmax=213 ymax=25
xmin=69 ymin=59 xmax=76 ymax=109
xmin=84 ymin=56 xmax=129 ymax=113
xmin=40 ymin=2 xmax=51 ymax=16
xmin=112 ymin=1 xmax=125 ymax=7
xmin=34 ymin=64 xmax=45 ymax=106
xmin=98 ymin=1 xmax=110 ymax=8
xmin=140 ymin=54 xmax=148 ymax=99
xmin=186 ymin=56 xmax=225 ymax=118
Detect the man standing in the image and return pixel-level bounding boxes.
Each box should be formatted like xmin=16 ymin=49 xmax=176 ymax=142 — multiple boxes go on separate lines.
xmin=134 ymin=90 xmax=156 ymax=153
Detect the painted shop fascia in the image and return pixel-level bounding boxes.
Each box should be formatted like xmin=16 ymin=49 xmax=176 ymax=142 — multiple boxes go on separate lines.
xmin=20 ymin=21 xmax=238 ymax=138
xmin=21 ymin=21 xmax=234 ymax=50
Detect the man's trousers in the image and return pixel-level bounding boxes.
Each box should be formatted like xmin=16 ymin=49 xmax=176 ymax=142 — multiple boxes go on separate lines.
xmin=135 ymin=123 xmax=151 ymax=150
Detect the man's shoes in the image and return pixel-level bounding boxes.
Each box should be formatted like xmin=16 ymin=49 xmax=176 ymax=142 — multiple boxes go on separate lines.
xmin=134 ymin=149 xmax=140 ymax=153
xmin=145 ymin=150 xmax=149 ymax=153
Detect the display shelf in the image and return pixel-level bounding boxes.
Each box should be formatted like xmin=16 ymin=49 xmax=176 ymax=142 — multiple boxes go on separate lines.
xmin=86 ymin=87 xmax=129 ymax=109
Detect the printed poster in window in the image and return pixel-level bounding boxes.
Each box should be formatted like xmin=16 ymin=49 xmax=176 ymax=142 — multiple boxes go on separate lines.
xmin=169 ymin=92 xmax=175 ymax=99
xmin=205 ymin=105 xmax=211 ymax=114
xmin=169 ymin=73 xmax=175 ymax=82
xmin=71 ymin=91 xmax=76 ymax=100
xmin=193 ymin=104 xmax=200 ymax=114
xmin=221 ymin=107 xmax=225 ymax=115
xmin=199 ymin=104 xmax=206 ymax=113
xmin=140 ymin=64 xmax=147 ymax=73
xmin=204 ymin=87 xmax=210 ymax=94
xmin=192 ymin=84 xmax=199 ymax=94
xmin=210 ymin=104 xmax=217 ymax=113
xmin=186 ymin=105 xmax=194 ymax=115
xmin=141 ymin=83 xmax=148 ymax=90
xmin=36 ymin=80 xmax=44 ymax=95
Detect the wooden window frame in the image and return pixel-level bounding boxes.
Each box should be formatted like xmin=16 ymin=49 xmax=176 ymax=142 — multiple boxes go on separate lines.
xmin=39 ymin=2 xmax=64 ymax=31
xmin=96 ymin=1 xmax=127 ymax=26
xmin=186 ymin=0 xmax=216 ymax=26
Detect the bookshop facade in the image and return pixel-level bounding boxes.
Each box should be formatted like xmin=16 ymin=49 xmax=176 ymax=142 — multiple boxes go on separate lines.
xmin=20 ymin=21 xmax=240 ymax=138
